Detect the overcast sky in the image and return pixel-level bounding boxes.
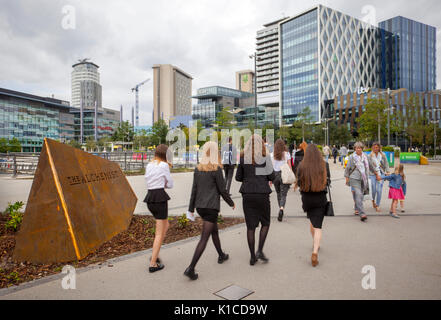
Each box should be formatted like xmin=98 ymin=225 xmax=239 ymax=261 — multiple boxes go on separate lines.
xmin=1 ymin=0 xmax=440 ymax=125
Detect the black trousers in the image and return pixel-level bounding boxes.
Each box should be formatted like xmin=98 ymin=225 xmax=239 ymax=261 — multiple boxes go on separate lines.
xmin=223 ymin=165 xmax=235 ymax=194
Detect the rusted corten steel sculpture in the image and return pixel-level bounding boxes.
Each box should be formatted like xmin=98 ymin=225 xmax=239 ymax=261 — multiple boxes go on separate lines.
xmin=13 ymin=138 xmax=137 ymax=263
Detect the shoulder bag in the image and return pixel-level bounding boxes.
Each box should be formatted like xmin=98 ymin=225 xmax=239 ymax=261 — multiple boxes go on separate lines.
xmin=325 ymin=184 xmax=334 ymax=216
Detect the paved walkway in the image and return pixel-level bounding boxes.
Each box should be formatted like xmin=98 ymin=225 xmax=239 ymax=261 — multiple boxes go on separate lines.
xmin=1 ymin=161 xmax=441 ymax=299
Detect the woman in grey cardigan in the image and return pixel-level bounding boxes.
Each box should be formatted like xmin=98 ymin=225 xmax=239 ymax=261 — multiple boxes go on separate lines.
xmin=345 ymin=142 xmax=375 ymax=222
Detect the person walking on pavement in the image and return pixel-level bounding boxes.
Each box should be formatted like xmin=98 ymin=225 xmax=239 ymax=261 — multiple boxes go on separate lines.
xmin=294 ymin=144 xmax=330 ymax=267
xmin=270 ymin=139 xmax=293 ymax=222
xmin=144 ymin=144 xmax=174 ymax=273
xmin=345 ymin=142 xmax=375 ymax=222
xmin=293 ymin=141 xmax=307 ymax=178
xmin=184 ymin=141 xmax=235 ymax=280
xmin=236 ymin=134 xmax=275 ymax=266
xmin=323 ymin=145 xmax=331 ymax=162
xmin=381 ymin=165 xmax=405 ymax=219
xmin=368 ymin=142 xmax=389 ymax=212
xmin=332 ymin=145 xmax=338 ymax=164
xmin=221 ymin=136 xmax=237 ymax=195
xmin=339 ymin=145 xmax=348 ymax=166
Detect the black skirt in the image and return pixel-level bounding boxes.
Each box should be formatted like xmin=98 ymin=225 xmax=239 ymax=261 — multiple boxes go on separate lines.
xmin=144 ymin=189 xmax=170 ymax=220
xmin=242 ymin=193 xmax=270 ymax=229
xmin=301 ymin=191 xmax=327 ymax=229
xmin=196 ymin=208 xmax=219 ymax=223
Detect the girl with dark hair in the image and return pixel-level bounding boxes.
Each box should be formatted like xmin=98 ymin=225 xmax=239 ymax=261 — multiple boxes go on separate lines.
xmin=144 ymin=144 xmax=173 ymax=273
xmin=236 ymin=134 xmax=275 ymax=265
xmin=294 ymin=144 xmax=330 ymax=267
xmin=184 ymin=142 xmax=235 ymax=280
xmin=270 ymin=139 xmax=292 ymax=221
xmin=292 ymin=141 xmax=307 ymax=178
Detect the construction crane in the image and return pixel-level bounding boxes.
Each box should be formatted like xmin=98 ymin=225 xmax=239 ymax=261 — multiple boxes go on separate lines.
xmin=131 ymin=78 xmax=150 ymax=128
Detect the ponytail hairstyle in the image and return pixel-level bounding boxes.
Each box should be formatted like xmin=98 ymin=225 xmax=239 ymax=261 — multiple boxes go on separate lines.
xmin=152 ymin=144 xmax=172 ymax=167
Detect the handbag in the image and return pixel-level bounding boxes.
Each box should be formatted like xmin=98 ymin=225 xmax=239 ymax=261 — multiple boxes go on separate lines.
xmin=281 ymin=162 xmax=296 ymax=184
xmin=325 ymin=185 xmax=334 ymax=216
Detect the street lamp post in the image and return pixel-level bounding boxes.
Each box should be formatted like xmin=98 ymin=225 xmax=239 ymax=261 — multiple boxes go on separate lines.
xmin=249 ymin=53 xmax=258 ymax=128
xmin=432 ymin=107 xmax=441 ymax=159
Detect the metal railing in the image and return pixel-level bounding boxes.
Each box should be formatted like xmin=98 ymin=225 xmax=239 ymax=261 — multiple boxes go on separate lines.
xmin=0 ymin=151 xmax=198 ymax=177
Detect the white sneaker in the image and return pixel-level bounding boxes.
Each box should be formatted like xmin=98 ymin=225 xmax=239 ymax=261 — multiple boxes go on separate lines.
xmin=186 ymin=211 xmax=195 ymax=222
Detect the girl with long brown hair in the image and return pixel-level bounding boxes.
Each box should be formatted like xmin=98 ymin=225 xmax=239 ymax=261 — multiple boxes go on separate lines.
xmin=236 ymin=134 xmax=275 ymax=265
xmin=184 ymin=141 xmax=235 ymax=280
xmin=294 ymin=144 xmax=330 ymax=267
xmin=144 ymin=144 xmax=173 ymax=273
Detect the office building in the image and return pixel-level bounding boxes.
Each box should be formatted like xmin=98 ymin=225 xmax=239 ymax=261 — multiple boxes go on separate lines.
xmin=152 ymin=64 xmax=193 ymax=125
xmin=332 ymin=88 xmax=441 ymax=148
xmin=379 ymin=16 xmax=437 ymax=92
xmin=236 ymin=70 xmax=255 ymax=93
xmin=190 ymin=86 xmax=277 ymax=128
xmin=71 ymin=59 xmax=102 ymax=110
xmin=71 ymin=106 xmax=120 ymax=143
xmin=280 ymin=5 xmax=380 ymax=125
xmin=0 ymin=87 xmax=74 ymax=152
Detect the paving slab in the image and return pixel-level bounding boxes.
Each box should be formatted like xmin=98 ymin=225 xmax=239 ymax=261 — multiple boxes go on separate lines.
xmin=1 ymin=215 xmax=440 ymax=300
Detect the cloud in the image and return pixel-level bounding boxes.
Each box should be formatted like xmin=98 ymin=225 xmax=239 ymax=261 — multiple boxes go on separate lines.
xmin=0 ymin=0 xmax=440 ymax=126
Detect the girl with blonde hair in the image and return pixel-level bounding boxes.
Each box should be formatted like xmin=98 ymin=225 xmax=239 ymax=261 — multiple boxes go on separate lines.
xmin=184 ymin=141 xmax=235 ymax=280
xmin=236 ymin=134 xmax=275 ymax=265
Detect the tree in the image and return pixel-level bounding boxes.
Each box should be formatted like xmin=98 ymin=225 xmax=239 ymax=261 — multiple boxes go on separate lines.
xmin=357 ymin=98 xmax=388 ymax=142
xmin=289 ymin=106 xmax=315 ymax=143
xmin=112 ymin=121 xmax=135 ymax=142
xmin=97 ymin=137 xmax=112 ymax=152
xmin=85 ymin=137 xmax=97 ymax=151
xmin=8 ymin=138 xmax=21 ymax=152
xmin=333 ymin=124 xmax=352 ymax=146
xmin=215 ymin=107 xmax=234 ymax=130
xmin=404 ymin=94 xmax=432 ymax=149
xmin=67 ymin=140 xmax=82 ymax=149
xmin=151 ymin=119 xmax=169 ymax=145
xmin=0 ymin=138 xmax=8 ymax=153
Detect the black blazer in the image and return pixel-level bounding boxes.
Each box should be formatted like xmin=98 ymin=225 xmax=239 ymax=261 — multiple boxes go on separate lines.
xmin=188 ymin=167 xmax=234 ymax=212
xmin=235 ymin=156 xmax=275 ymax=194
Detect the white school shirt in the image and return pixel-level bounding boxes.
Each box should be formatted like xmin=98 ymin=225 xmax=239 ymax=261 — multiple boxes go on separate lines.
xmin=145 ymin=161 xmax=174 ymax=190
xmin=270 ymin=152 xmax=291 ymax=172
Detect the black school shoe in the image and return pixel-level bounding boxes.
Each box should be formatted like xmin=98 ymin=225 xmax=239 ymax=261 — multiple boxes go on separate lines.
xmin=256 ymin=251 xmax=269 ymax=262
xmin=218 ymin=253 xmax=229 ymax=264
xmin=184 ymin=267 xmax=198 ymax=280
xmin=149 ymin=263 xmax=164 ymax=273
xmin=278 ymin=209 xmax=284 ymax=222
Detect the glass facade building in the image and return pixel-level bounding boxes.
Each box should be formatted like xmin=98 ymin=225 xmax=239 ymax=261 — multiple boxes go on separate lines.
xmin=280 ymin=5 xmax=380 ymax=125
xmin=71 ymin=107 xmax=120 ymax=142
xmin=280 ymin=9 xmax=319 ymax=124
xmin=0 ymin=88 xmax=73 ymax=152
xmin=190 ymin=86 xmax=276 ymax=128
xmin=379 ymin=16 xmax=436 ymax=92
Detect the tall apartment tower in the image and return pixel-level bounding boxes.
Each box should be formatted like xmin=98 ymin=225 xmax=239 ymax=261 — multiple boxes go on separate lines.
xmin=279 ymin=5 xmax=380 ymax=124
xmin=236 ymin=70 xmax=255 ymax=93
xmin=71 ymin=59 xmax=102 ymax=110
xmin=379 ymin=16 xmax=436 ymax=92
xmin=256 ymin=18 xmax=289 ymax=113
xmin=152 ymin=64 xmax=193 ymax=125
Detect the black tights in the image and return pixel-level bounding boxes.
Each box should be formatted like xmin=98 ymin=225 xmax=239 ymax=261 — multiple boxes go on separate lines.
xmin=188 ymin=221 xmax=223 ymax=270
xmin=247 ymin=225 xmax=270 ymax=259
